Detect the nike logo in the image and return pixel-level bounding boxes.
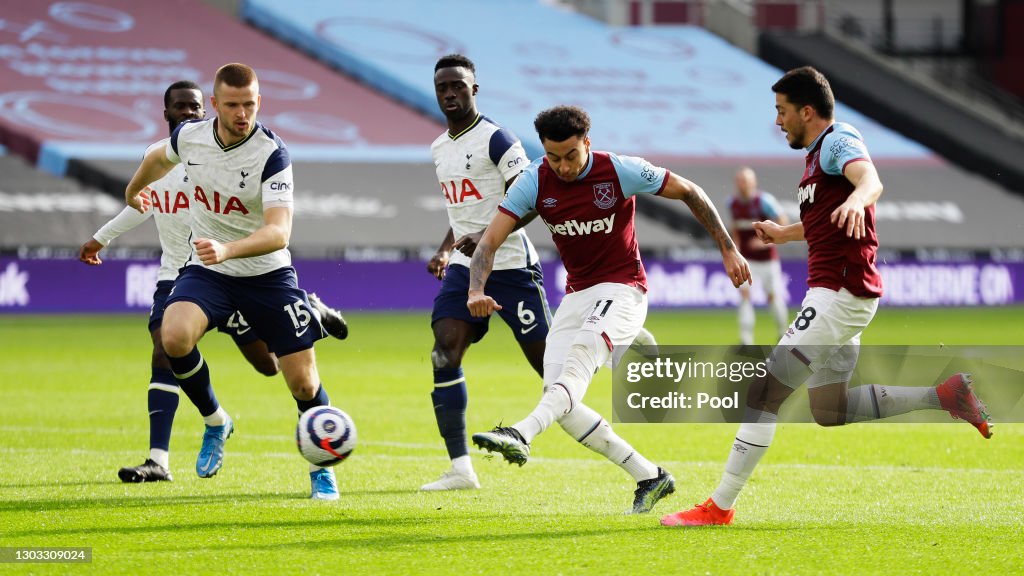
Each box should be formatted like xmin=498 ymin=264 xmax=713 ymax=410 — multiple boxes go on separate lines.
xmin=235 ymin=326 xmax=251 ymax=335
xmin=295 ymin=326 xmax=309 ymax=337
xmin=187 ymin=160 xmax=203 ymax=166
xmin=149 ymin=410 xmax=162 ymax=416
xmin=520 ymin=324 xmax=538 ymax=335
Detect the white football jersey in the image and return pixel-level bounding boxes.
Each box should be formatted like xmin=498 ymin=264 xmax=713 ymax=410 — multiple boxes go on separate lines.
xmin=93 ymin=138 xmax=192 ymax=282
xmin=167 ymin=119 xmax=294 ymax=277
xmin=430 ymin=114 xmax=537 ymax=270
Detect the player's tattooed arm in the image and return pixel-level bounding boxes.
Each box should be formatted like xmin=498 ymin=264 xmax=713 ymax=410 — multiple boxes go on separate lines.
xmin=661 ymin=173 xmax=735 ymax=253
xmin=661 ymin=173 xmax=751 ymax=287
xmin=467 ymin=211 xmax=517 ymax=317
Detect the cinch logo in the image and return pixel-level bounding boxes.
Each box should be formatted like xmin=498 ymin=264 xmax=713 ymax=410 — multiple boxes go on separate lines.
xmin=441 ymin=179 xmax=482 ymax=204
xmin=270 ymin=182 xmax=291 ymax=191
xmin=797 ymin=183 xmax=816 ymax=205
xmin=193 ymin=186 xmax=249 ymax=215
xmin=0 ymin=262 xmax=29 ymax=307
xmin=150 ymin=189 xmax=190 ymax=214
xmin=507 ymin=156 xmax=523 ymax=169
xmin=545 ymin=214 xmax=615 ymax=236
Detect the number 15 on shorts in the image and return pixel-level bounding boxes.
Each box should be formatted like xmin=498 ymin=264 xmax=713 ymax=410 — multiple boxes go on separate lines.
xmin=284 ymin=299 xmax=312 ymax=337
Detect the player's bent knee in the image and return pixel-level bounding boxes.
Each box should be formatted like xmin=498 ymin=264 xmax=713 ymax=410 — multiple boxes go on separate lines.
xmin=161 ymin=327 xmax=193 ymax=358
xmin=251 ymin=357 xmax=280 ymax=377
xmin=430 ymin=346 xmax=463 ymax=370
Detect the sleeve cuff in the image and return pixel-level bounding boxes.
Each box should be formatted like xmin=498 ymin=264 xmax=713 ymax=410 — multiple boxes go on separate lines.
xmin=655 ymin=170 xmax=671 ymax=195
xmin=497 ymin=205 xmax=522 ymax=221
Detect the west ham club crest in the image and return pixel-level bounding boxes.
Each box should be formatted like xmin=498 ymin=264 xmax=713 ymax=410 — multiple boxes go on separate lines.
xmin=593 ymin=182 xmax=616 ymax=209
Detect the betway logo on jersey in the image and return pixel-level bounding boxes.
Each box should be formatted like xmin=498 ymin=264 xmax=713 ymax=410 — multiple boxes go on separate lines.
xmin=797 ymin=183 xmax=816 ymax=205
xmin=545 ymin=214 xmax=616 ymax=236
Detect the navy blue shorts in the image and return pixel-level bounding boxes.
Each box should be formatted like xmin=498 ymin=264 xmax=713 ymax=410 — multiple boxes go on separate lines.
xmin=431 ymin=263 xmax=551 ymax=344
xmin=150 ymin=280 xmax=261 ymax=346
xmin=165 ymin=266 xmax=323 ymax=356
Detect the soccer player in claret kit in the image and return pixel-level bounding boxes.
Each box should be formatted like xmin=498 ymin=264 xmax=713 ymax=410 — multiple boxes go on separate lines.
xmin=661 ymin=66 xmax=993 ymax=528
xmin=468 ymin=105 xmax=750 ymax=513
xmin=423 ymin=55 xmax=663 ymax=504
xmin=728 ymin=166 xmax=789 ymax=344
xmin=80 ymin=81 xmax=347 ymax=484
xmin=123 ymin=63 xmax=344 ymax=500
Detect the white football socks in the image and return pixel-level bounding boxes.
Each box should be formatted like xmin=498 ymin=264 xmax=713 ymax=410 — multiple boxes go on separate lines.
xmin=451 ymin=454 xmax=473 ymax=475
xmin=739 ymin=299 xmax=755 ymax=345
xmin=771 ymin=296 xmax=789 ymax=338
xmin=150 ymin=449 xmax=169 ymax=470
xmin=203 ymin=406 xmax=229 ymax=427
xmin=845 ymin=384 xmax=941 ymax=423
xmin=711 ymin=408 xmax=777 ymax=510
xmin=558 ymin=403 xmax=658 ymax=482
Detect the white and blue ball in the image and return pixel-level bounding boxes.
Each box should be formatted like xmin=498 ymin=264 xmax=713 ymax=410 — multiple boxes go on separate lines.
xmin=296 ymin=406 xmax=356 ymax=467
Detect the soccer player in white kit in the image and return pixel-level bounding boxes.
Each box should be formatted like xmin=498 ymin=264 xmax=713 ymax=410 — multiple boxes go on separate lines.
xmin=661 ymin=66 xmax=992 ymax=528
xmin=422 ymin=54 xmax=550 ymax=491
xmin=123 ymin=64 xmax=342 ymax=500
xmin=81 ymin=81 xmax=347 ymax=484
xmin=468 ymin=105 xmax=749 ymax=513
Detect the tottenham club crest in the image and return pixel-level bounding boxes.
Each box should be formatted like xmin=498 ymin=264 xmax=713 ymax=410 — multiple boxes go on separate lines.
xmin=592 ymin=183 xmax=616 ymax=210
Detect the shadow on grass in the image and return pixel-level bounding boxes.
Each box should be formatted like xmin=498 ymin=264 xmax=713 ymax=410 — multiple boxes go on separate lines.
xmin=0 ymin=486 xmax=458 ymax=516
xmin=0 ymin=480 xmax=132 ymax=489
xmin=5 ymin=515 xmax=444 ymax=538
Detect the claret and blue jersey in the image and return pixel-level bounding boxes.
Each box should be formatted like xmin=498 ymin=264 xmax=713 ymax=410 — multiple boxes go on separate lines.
xmin=799 ymin=121 xmax=883 ymax=297
xmin=499 ymin=151 xmax=669 ymax=293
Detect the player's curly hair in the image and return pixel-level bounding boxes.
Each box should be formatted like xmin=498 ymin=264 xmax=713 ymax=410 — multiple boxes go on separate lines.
xmin=435 ymin=54 xmax=475 ymax=74
xmin=163 ymin=80 xmax=202 ymax=109
xmin=772 ymin=66 xmax=834 ymax=120
xmin=533 ymin=105 xmax=590 ymax=143
xmin=214 ymin=63 xmax=258 ymax=92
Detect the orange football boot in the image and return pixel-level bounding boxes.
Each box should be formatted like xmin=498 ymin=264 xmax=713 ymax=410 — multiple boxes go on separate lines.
xmin=936 ymin=373 xmax=993 ymax=439
xmin=660 ymin=498 xmax=735 ymax=527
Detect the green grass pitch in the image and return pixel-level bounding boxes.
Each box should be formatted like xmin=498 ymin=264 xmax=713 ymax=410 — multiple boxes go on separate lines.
xmin=1 ymin=308 xmax=1022 ymax=575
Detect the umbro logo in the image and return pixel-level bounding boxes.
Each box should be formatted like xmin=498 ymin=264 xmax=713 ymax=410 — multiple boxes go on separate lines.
xmin=542 ymin=197 xmax=557 ymax=208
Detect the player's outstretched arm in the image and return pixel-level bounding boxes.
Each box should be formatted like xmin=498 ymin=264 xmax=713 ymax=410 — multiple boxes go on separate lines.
xmin=467 ymin=211 xmax=517 ymax=317
xmin=660 ymin=173 xmax=750 ymax=288
xmin=125 ymin=144 xmax=175 ymax=213
xmin=193 ymin=206 xmax=292 ymax=266
xmin=428 ymin=228 xmax=455 ymax=280
xmin=753 ymin=220 xmax=805 ymax=245
xmin=831 ymin=161 xmax=883 ymax=240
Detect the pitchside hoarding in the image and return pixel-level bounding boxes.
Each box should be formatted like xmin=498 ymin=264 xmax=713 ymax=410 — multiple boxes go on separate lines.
xmin=0 ymin=257 xmax=1019 ymax=313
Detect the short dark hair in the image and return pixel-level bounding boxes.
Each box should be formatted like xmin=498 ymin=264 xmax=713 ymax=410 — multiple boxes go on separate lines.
xmin=214 ymin=63 xmax=258 ymax=91
xmin=164 ymin=80 xmax=202 ymax=108
xmin=533 ymin=105 xmax=590 ymax=142
xmin=771 ymin=66 xmax=834 ymax=120
xmin=435 ymin=54 xmax=475 ymax=74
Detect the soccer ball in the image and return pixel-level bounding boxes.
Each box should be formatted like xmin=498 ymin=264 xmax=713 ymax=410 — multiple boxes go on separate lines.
xmin=296 ymin=406 xmax=357 ymax=467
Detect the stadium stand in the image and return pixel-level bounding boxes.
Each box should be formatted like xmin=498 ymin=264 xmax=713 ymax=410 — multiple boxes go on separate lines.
xmin=2 ymin=0 xmax=1023 ymax=312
